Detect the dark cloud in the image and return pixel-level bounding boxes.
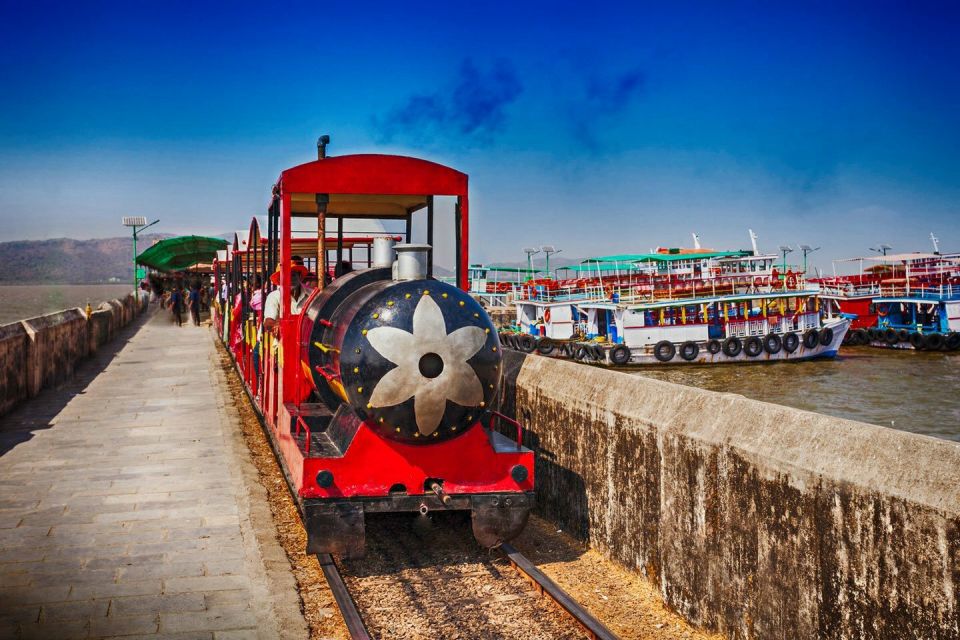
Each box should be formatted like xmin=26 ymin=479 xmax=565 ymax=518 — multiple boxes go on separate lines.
xmin=375 ymin=59 xmax=523 ymax=144
xmin=571 ymin=67 xmax=647 ymax=149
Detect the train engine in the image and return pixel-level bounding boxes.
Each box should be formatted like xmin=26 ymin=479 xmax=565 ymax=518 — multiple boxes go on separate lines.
xmin=287 ymin=244 xmax=534 ymax=557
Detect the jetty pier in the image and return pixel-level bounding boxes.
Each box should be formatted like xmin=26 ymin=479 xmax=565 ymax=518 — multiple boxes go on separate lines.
xmin=0 ymin=304 xmax=957 ymax=639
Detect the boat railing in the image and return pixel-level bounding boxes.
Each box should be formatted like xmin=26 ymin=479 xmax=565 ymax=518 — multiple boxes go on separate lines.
xmin=724 ymin=312 xmax=819 ymax=338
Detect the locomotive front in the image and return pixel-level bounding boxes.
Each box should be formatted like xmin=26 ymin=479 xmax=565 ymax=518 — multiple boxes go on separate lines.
xmin=294 ymin=243 xmax=533 ymax=556
xmin=304 ymin=246 xmax=500 ymax=443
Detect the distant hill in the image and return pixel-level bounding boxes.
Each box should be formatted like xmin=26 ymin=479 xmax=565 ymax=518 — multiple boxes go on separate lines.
xmin=0 ymin=234 xmax=173 ymax=284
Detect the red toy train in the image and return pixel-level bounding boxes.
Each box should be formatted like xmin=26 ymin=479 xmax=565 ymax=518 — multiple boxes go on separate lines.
xmin=214 ymin=142 xmax=534 ymax=557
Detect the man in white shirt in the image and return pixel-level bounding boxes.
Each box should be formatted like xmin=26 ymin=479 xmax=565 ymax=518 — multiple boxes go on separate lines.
xmin=263 ymin=262 xmax=310 ymax=334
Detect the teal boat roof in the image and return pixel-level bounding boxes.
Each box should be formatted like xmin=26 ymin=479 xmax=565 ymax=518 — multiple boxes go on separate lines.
xmin=583 ymin=250 xmax=751 ymax=264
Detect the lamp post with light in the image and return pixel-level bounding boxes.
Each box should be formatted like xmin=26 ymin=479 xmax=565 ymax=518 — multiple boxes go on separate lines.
xmin=122 ymin=216 xmax=159 ymax=302
xmin=522 ymin=247 xmax=541 ymax=282
xmin=541 ymin=245 xmax=562 ymax=280
xmin=797 ymin=244 xmax=821 ymax=274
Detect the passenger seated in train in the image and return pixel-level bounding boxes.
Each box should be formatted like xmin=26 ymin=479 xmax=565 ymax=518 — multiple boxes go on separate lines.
xmin=263 ymin=261 xmax=310 ymax=335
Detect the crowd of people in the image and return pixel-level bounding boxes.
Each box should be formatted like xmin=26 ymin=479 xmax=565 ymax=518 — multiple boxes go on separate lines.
xmin=146 ymin=274 xmax=214 ymax=327
xmin=223 ymin=255 xmax=353 ymax=400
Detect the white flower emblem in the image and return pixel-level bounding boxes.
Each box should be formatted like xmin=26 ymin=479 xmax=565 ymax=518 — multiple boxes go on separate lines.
xmin=366 ymin=293 xmax=486 ymax=436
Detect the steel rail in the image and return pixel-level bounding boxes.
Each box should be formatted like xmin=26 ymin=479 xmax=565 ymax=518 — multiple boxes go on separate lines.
xmin=317 ymin=553 xmax=371 ymax=640
xmin=499 ymin=543 xmax=620 ymax=640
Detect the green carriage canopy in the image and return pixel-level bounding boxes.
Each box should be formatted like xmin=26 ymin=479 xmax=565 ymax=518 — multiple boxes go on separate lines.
xmin=136 ymin=235 xmax=229 ymax=272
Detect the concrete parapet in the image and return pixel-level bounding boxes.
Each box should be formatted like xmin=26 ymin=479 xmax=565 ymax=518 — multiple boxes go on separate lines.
xmin=22 ymin=308 xmax=89 ymax=396
xmin=0 ymin=295 xmax=147 ymax=417
xmin=499 ymin=350 xmax=960 ymax=639
xmin=0 ymin=321 xmax=30 ymax=415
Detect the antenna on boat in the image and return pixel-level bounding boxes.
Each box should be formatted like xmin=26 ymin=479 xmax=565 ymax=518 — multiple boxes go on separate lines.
xmin=691 ymin=233 xmax=701 ymax=249
xmin=931 ymin=232 xmax=940 ymax=254
xmin=869 ymin=244 xmax=892 ymax=257
xmin=748 ymin=229 xmax=760 ymax=255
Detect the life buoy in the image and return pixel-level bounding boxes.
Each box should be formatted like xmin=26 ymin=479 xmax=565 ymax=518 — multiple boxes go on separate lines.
xmin=785 ymin=273 xmax=798 ymax=290
xmin=803 ymin=329 xmax=819 ymax=349
xmin=744 ymin=336 xmax=763 ymax=357
xmin=722 ymin=336 xmax=742 ymax=357
xmin=818 ymin=327 xmax=834 ymax=346
xmin=754 ymin=276 xmax=765 ymax=288
xmin=763 ymin=333 xmax=782 ymax=355
xmin=544 ymin=308 xmax=552 ymax=323
xmin=654 ymin=340 xmax=676 ymax=362
xmin=610 ymin=345 xmax=632 ymax=365
xmin=783 ymin=332 xmax=800 ymax=353
xmin=877 ymin=306 xmax=889 ymax=317
xmin=679 ymin=341 xmax=699 ymax=361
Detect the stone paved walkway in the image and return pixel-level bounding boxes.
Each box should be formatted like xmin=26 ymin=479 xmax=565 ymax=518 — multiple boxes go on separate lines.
xmin=0 ymin=309 xmax=307 ymax=639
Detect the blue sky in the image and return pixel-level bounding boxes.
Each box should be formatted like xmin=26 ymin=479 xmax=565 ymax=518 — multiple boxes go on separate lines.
xmin=0 ymin=1 xmax=958 ymax=271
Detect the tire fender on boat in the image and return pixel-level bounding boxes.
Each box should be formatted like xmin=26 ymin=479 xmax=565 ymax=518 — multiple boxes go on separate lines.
xmin=610 ymin=344 xmax=632 ymax=365
xmin=782 ymin=332 xmax=800 ymax=353
xmin=945 ymin=333 xmax=960 ymax=351
xmin=706 ymin=339 xmax=722 ymax=355
xmin=883 ymin=328 xmax=899 ymax=345
xmin=763 ymin=333 xmax=782 ymax=355
xmin=744 ymin=336 xmax=763 ymax=357
xmin=517 ymin=334 xmax=537 ymax=353
xmin=803 ymin=329 xmax=819 ymax=349
xmin=722 ymin=336 xmax=742 ymax=357
xmin=537 ymin=338 xmax=555 ymax=355
xmin=679 ymin=341 xmax=699 ymax=361
xmin=654 ymin=340 xmax=676 ymax=362
xmin=924 ymin=333 xmax=945 ymax=351
xmin=819 ymin=327 xmax=835 ymax=347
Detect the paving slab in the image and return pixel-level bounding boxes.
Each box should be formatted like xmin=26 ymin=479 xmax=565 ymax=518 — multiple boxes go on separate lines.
xmin=0 ymin=311 xmax=308 ymax=639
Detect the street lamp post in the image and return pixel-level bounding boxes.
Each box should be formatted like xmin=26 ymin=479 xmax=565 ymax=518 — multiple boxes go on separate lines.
xmin=797 ymin=244 xmax=821 ymax=274
xmin=777 ymin=245 xmax=794 ymax=275
xmin=522 ymin=247 xmax=541 ymax=282
xmin=122 ymin=216 xmax=160 ymax=302
xmin=541 ymin=245 xmax=562 ymax=279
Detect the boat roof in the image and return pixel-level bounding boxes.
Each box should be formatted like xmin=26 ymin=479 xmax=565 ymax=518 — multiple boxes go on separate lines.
xmin=583 ymin=250 xmax=750 ymax=264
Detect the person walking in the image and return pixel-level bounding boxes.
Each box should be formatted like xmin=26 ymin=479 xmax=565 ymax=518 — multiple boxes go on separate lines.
xmin=189 ymin=283 xmax=201 ymax=326
xmin=169 ymin=286 xmax=184 ymax=327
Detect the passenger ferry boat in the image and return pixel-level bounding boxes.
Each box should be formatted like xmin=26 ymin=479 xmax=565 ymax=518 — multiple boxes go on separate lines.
xmin=504 ymin=242 xmax=849 ymax=365
xmin=815 ymin=251 xmax=960 ymax=350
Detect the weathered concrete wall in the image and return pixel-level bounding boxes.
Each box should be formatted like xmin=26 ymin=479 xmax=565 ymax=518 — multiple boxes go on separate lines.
xmin=22 ymin=309 xmax=89 ymax=396
xmin=499 ymin=350 xmax=960 ymax=640
xmin=0 ymin=322 xmax=30 ymax=415
xmin=0 ymin=294 xmax=148 ymax=417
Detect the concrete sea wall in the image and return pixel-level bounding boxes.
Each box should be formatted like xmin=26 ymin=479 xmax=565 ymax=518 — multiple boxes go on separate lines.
xmin=499 ymin=350 xmax=960 ymax=639
xmin=0 ymin=294 xmax=148 ymax=416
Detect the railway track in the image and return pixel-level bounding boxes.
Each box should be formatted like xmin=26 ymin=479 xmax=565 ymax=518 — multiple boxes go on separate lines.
xmin=317 ymin=513 xmax=619 ymax=640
